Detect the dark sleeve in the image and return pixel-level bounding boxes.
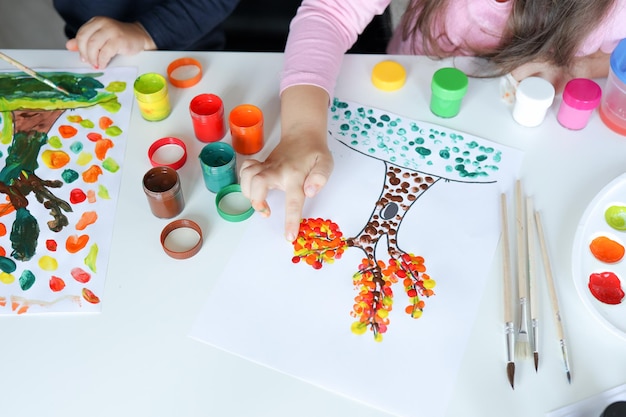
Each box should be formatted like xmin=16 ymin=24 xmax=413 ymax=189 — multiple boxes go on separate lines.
xmin=137 ymin=0 xmax=241 ymax=50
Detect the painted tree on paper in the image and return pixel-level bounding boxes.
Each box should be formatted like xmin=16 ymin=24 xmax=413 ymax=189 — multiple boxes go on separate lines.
xmin=0 ymin=71 xmax=124 ymax=310
xmin=292 ymin=98 xmax=503 ymax=341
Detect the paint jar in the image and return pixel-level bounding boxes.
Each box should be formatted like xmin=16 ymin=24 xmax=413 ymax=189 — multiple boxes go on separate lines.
xmin=142 ymin=166 xmax=184 ymax=218
xmin=599 ymin=401 xmax=626 ymax=417
xmin=229 ymin=104 xmax=264 ymax=154
xmin=199 ymin=142 xmax=237 ymax=193
xmin=512 ymin=77 xmax=555 ymax=127
xmin=430 ymin=67 xmax=469 ymax=118
xmin=600 ymin=39 xmax=626 ymax=135
xmin=189 ymin=93 xmax=226 ymax=142
xmin=557 ymin=78 xmax=602 ymax=130
xmin=133 ymin=73 xmax=171 ymax=121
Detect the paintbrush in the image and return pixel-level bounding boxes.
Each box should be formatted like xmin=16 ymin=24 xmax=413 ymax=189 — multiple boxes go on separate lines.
xmin=515 ymin=180 xmax=530 ymax=358
xmin=534 ymin=209 xmax=572 ymax=384
xmin=0 ymin=51 xmax=70 ymax=96
xmin=526 ymin=196 xmax=540 ymax=371
xmin=500 ymin=193 xmax=515 ymax=389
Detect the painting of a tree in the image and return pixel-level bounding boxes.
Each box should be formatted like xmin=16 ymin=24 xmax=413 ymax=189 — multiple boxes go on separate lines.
xmin=293 ymin=98 xmax=503 ymax=341
xmin=0 ymin=72 xmax=120 ymax=262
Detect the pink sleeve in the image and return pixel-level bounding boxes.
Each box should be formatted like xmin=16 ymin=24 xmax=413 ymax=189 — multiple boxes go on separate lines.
xmin=280 ymin=0 xmax=391 ymax=98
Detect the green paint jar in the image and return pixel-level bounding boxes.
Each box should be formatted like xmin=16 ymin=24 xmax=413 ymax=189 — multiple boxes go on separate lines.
xmin=430 ymin=67 xmax=469 ymax=118
xmin=134 ymin=73 xmax=171 ymax=121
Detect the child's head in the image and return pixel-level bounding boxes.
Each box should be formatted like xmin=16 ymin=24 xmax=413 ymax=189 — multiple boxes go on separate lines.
xmin=401 ymin=0 xmax=615 ymax=75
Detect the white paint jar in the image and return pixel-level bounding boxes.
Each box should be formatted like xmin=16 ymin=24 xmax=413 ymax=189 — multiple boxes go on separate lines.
xmin=512 ymin=77 xmax=555 ymax=127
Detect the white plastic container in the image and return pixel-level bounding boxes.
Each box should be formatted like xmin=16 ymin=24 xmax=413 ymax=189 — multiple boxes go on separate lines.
xmin=512 ymin=77 xmax=555 ymax=127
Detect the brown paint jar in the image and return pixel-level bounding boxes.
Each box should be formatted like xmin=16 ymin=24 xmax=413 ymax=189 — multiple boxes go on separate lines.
xmin=142 ymin=166 xmax=184 ymax=218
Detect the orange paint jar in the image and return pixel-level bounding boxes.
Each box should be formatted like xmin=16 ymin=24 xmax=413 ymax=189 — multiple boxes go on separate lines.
xmin=229 ymin=104 xmax=264 ymax=154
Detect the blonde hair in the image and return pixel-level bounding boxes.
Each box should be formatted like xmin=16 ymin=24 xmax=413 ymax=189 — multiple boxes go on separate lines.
xmin=400 ymin=0 xmax=615 ymax=75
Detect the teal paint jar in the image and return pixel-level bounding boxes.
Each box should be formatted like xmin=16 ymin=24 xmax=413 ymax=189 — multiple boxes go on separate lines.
xmin=430 ymin=67 xmax=469 ymax=118
xmin=199 ymin=142 xmax=237 ymax=193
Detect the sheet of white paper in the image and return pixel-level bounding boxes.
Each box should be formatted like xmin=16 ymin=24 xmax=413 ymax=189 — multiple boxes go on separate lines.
xmin=0 ymin=67 xmax=136 ymax=314
xmin=190 ymin=99 xmax=524 ymax=417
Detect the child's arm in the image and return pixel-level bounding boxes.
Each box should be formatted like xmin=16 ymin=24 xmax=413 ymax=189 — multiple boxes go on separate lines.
xmin=239 ymin=84 xmax=333 ymax=242
xmin=66 ymin=16 xmax=156 ymax=69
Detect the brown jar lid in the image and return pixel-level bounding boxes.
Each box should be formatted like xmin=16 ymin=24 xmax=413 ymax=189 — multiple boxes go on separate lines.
xmin=160 ymin=219 xmax=203 ymax=259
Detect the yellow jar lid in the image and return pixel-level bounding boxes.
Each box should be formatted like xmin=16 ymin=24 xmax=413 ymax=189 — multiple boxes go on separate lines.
xmin=371 ymin=60 xmax=407 ymax=91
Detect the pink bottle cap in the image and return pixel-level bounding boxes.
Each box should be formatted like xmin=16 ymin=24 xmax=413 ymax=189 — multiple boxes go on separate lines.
xmin=562 ymin=78 xmax=602 ymax=110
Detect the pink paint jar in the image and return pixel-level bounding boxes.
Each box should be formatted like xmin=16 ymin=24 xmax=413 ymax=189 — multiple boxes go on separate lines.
xmin=557 ymin=78 xmax=602 ymax=130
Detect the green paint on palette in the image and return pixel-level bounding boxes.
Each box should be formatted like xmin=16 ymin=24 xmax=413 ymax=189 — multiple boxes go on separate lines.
xmin=19 ymin=270 xmax=36 ymax=291
xmin=48 ymin=136 xmax=63 ymax=148
xmin=80 ymin=119 xmax=95 ymax=129
xmin=105 ymin=126 xmax=122 ymax=136
xmin=70 ymin=141 xmax=83 ymax=153
xmin=84 ymin=243 xmax=98 ymax=272
xmin=605 ymin=205 xmax=626 ymax=230
xmin=0 ymin=255 xmax=17 ymax=273
xmin=106 ymin=81 xmax=127 ymax=93
xmin=62 ymin=168 xmax=79 ymax=183
xmin=98 ymin=184 xmax=110 ymax=199
xmin=102 ymin=157 xmax=119 ymax=173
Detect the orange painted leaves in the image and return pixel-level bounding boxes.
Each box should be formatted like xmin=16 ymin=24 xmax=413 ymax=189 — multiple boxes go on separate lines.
xmin=66 ymin=234 xmax=89 ymax=253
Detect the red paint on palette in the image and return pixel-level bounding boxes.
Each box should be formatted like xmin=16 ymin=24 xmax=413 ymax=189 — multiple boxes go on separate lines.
xmin=70 ymin=188 xmax=87 ymax=204
xmin=46 ymin=239 xmax=57 ymax=251
xmin=49 ymin=276 xmax=66 ymax=292
xmin=71 ymin=267 xmax=91 ymax=283
xmin=588 ymin=271 xmax=625 ymax=304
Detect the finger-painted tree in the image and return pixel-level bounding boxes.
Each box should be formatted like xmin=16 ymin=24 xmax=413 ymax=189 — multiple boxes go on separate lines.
xmin=293 ymin=98 xmax=503 ymax=341
xmin=0 ymin=72 xmax=120 ymax=262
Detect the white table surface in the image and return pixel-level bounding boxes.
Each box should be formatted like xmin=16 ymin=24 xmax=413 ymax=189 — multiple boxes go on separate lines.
xmin=2 ymin=49 xmax=625 ymax=417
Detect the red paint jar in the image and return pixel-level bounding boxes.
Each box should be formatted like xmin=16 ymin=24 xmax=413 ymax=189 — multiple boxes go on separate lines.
xmin=189 ymin=94 xmax=226 ymax=142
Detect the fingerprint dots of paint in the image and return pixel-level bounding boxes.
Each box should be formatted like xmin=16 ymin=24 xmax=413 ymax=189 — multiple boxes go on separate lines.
xmin=586 ymin=204 xmax=626 ymax=305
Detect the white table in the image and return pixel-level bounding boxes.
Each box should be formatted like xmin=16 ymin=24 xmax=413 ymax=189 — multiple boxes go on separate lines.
xmin=2 ymin=49 xmax=625 ymax=417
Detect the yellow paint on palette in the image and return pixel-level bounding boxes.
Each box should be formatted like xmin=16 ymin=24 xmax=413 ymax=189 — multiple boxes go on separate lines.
xmin=0 ymin=271 xmax=15 ymax=284
xmin=38 ymin=255 xmax=59 ymax=271
xmin=77 ymin=152 xmax=93 ymax=166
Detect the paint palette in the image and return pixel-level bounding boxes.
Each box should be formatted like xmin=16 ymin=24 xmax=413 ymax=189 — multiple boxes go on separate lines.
xmin=572 ymin=173 xmax=626 ymax=340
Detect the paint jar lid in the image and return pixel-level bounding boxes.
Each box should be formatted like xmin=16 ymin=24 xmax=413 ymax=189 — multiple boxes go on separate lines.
xmin=515 ymin=77 xmax=555 ymax=107
xmin=148 ymin=136 xmax=187 ymax=170
xmin=215 ymin=184 xmax=254 ymax=222
xmin=160 ymin=219 xmax=203 ymax=259
xmin=167 ymin=57 xmax=203 ymax=88
xmin=431 ymin=67 xmax=468 ymax=100
xmin=562 ymin=78 xmax=602 ymax=110
xmin=610 ymin=38 xmax=626 ymax=84
xmin=371 ymin=60 xmax=407 ymax=91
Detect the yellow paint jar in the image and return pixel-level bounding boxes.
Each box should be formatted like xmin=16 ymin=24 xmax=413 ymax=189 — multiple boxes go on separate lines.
xmin=133 ymin=73 xmax=171 ymax=121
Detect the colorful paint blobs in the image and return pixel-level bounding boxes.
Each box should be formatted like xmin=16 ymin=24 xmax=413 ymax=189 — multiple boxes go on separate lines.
xmin=87 ymin=132 xmax=102 ymax=142
xmin=292 ymin=218 xmax=347 ymax=269
xmin=49 ymin=276 xmax=65 ymax=292
xmin=82 ymin=288 xmax=100 ymax=304
xmin=82 ymin=165 xmax=103 ymax=183
xmin=589 ymin=236 xmax=625 ymax=263
xmin=62 ymin=169 xmax=79 ymax=183
xmin=18 ymin=270 xmax=35 ymax=291
xmin=70 ymin=188 xmax=87 ymax=204
xmin=77 ymin=152 xmax=92 ymax=166
xmin=605 ymin=205 xmax=626 ymax=231
xmin=66 ymin=234 xmax=89 ymax=253
xmin=71 ymin=267 xmax=91 ymax=283
xmin=97 ymin=185 xmax=110 ymax=199
xmin=41 ymin=150 xmax=70 ymax=169
xmin=38 ymin=255 xmax=58 ymax=271
xmin=102 ymin=158 xmax=119 ymax=173
xmin=85 ymin=244 xmax=98 ymax=272
xmin=99 ymin=116 xmax=114 ymax=130
xmin=48 ymin=136 xmax=63 ymax=149
xmin=46 ymin=239 xmax=57 ymax=251
xmin=95 ymin=138 xmax=114 ymax=160
xmin=69 ymin=142 xmax=83 ymax=154
xmin=58 ymin=125 xmax=78 ymax=139
xmin=588 ymin=272 xmax=625 ymax=304
xmin=0 ymin=255 xmax=16 ymax=273
xmin=75 ymin=211 xmax=97 ymax=230
xmin=0 ymin=272 xmax=15 ymax=284
xmin=79 ymin=119 xmax=95 ymax=129
xmin=105 ymin=126 xmax=122 ymax=137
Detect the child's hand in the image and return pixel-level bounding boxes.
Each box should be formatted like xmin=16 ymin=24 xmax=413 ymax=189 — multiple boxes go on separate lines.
xmin=240 ymin=134 xmax=334 ymax=242
xmin=66 ymin=16 xmax=157 ymax=69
